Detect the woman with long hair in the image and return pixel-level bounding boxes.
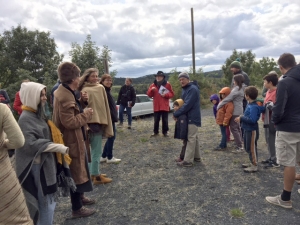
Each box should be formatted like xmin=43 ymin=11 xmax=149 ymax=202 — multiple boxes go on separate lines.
xmin=78 ymin=68 xmax=114 ymax=184
xmin=99 ymin=74 xmax=121 ymax=163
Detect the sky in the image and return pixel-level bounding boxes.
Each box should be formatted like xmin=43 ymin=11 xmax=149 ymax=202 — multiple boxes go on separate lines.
xmin=0 ymin=0 xmax=299 ymax=78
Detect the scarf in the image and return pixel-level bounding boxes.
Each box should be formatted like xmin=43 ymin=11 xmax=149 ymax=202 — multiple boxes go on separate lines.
xmin=22 ymin=105 xmax=76 ymax=195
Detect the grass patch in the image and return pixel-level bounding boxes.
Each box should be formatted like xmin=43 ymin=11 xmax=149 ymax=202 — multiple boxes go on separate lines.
xmin=140 ymin=137 xmax=148 ymax=143
xmin=230 ymin=208 xmax=244 ymax=218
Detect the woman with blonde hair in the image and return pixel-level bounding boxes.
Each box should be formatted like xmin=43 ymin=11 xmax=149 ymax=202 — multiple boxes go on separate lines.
xmin=78 ymin=68 xmax=114 ymax=184
xmin=99 ymin=74 xmax=121 ymax=163
xmin=0 ymin=103 xmax=33 ymax=224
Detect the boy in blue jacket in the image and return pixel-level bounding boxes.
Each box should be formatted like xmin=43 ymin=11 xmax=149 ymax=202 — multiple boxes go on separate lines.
xmin=234 ymin=86 xmax=264 ymax=173
xmin=173 ymin=99 xmax=188 ymax=162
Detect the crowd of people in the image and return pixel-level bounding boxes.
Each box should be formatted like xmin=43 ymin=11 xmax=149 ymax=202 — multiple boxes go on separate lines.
xmin=0 ymin=52 xmax=300 ymax=224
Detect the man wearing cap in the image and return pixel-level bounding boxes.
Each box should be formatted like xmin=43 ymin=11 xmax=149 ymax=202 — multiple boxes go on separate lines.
xmin=147 ymin=71 xmax=174 ymax=137
xmin=173 ymin=72 xmax=201 ymax=167
xmin=230 ymin=59 xmax=250 ymax=111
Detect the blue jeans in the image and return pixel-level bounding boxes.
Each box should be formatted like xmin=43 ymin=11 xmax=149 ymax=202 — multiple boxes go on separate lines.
xmin=219 ymin=125 xmax=227 ymax=148
xmin=102 ymin=123 xmax=116 ymax=160
xmin=119 ymin=103 xmax=132 ymax=126
xmin=32 ymin=164 xmax=56 ymax=225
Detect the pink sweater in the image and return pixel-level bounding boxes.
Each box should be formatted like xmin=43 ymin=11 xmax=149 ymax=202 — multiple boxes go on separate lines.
xmin=262 ymin=88 xmax=277 ymax=121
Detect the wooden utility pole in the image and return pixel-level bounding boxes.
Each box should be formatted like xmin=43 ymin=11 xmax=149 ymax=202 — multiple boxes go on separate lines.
xmin=103 ymin=58 xmax=109 ymax=74
xmin=191 ymin=8 xmax=196 ymax=76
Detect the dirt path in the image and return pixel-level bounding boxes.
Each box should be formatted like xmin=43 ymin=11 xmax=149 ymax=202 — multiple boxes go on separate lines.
xmin=54 ymin=109 xmax=300 ymax=225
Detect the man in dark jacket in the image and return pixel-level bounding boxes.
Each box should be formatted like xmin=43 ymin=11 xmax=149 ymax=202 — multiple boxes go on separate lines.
xmin=117 ymin=78 xmax=136 ymax=129
xmin=266 ymin=53 xmax=300 ymax=209
xmin=173 ymin=72 xmax=201 ymax=167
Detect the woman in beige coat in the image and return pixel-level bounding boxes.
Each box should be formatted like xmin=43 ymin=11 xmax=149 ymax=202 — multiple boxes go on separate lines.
xmin=0 ymin=103 xmax=33 ymax=224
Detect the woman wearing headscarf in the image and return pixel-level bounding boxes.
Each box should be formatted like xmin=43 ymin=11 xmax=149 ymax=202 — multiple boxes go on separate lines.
xmin=0 ymin=103 xmax=33 ymax=224
xmin=78 ymin=68 xmax=114 ymax=184
xmin=99 ymin=74 xmax=121 ymax=163
xmin=52 ymin=62 xmax=96 ymax=219
xmin=15 ymin=82 xmax=72 ymax=224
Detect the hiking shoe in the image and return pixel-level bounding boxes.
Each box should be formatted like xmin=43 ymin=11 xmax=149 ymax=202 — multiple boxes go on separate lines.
xmin=177 ymin=161 xmax=193 ymax=167
xmin=241 ymin=163 xmax=252 ymax=168
xmin=194 ymin=158 xmax=201 ymax=162
xmin=232 ymin=147 xmax=244 ymax=153
xmin=81 ymin=196 xmax=96 ymax=205
xmin=128 ymin=125 xmax=131 ymax=129
xmin=163 ymin=133 xmax=169 ymax=137
xmin=265 ymin=195 xmax=292 ymax=209
xmin=261 ymin=158 xmax=271 ymax=164
xmin=264 ymin=161 xmax=280 ymax=169
xmin=91 ymin=175 xmax=112 ymax=185
xmin=243 ymin=164 xmax=258 ymax=173
xmin=150 ymin=133 xmax=159 ymax=137
xmin=72 ymin=207 xmax=96 ymax=218
xmin=214 ymin=146 xmax=226 ymax=151
xmin=100 ymin=157 xmax=107 ymax=163
xmin=106 ymin=157 xmax=121 ymax=164
xmin=174 ymin=158 xmax=183 ymax=162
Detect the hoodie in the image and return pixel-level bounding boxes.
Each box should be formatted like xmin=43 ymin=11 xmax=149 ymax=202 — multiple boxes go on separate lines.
xmin=20 ymin=82 xmax=46 ymax=111
xmin=272 ymin=64 xmax=300 ymax=132
xmin=210 ymin=94 xmax=219 ymax=118
xmin=240 ymin=101 xmax=264 ymax=131
xmin=216 ymin=87 xmax=233 ymax=126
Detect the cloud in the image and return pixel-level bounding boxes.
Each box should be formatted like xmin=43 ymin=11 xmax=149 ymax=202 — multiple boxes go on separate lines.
xmin=0 ymin=0 xmax=300 ymax=77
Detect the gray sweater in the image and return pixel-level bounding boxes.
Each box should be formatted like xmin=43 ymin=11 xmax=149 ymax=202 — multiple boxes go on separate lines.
xmin=217 ymin=84 xmax=246 ymax=116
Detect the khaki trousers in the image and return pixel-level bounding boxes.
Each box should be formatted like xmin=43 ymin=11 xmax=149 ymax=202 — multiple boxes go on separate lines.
xmin=183 ymin=124 xmax=200 ymax=163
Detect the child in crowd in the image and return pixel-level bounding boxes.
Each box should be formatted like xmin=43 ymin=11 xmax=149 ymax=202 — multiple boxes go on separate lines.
xmin=214 ymin=88 xmax=233 ymax=150
xmin=235 ymin=86 xmax=264 ymax=173
xmin=173 ymin=99 xmax=188 ymax=162
xmin=261 ymin=71 xmax=280 ymax=168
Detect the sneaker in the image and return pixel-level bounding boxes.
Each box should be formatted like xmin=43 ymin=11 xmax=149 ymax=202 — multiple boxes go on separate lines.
xmin=128 ymin=125 xmax=131 ymax=129
xmin=214 ymin=146 xmax=226 ymax=151
xmin=150 ymin=133 xmax=158 ymax=137
xmin=243 ymin=164 xmax=258 ymax=173
xmin=231 ymin=147 xmax=244 ymax=153
xmin=100 ymin=157 xmax=107 ymax=163
xmin=72 ymin=207 xmax=96 ymax=218
xmin=81 ymin=196 xmax=96 ymax=205
xmin=241 ymin=163 xmax=252 ymax=168
xmin=194 ymin=158 xmax=201 ymax=162
xmin=117 ymin=123 xmax=123 ymax=127
xmin=91 ymin=175 xmax=112 ymax=185
xmin=106 ymin=157 xmax=121 ymax=164
xmin=265 ymin=195 xmax=292 ymax=209
xmin=174 ymin=158 xmax=183 ymax=162
xmin=264 ymin=161 xmax=280 ymax=169
xmin=261 ymin=158 xmax=271 ymax=164
xmin=177 ymin=161 xmax=193 ymax=167
xmin=163 ymin=133 xmax=169 ymax=137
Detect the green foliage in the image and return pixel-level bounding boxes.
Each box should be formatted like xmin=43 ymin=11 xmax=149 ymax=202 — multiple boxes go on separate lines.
xmin=0 ymin=25 xmax=63 ymax=87
xmin=222 ymin=49 xmax=256 ymax=85
xmin=69 ymin=35 xmax=117 ymax=77
xmin=230 ymin=208 xmax=244 ymax=218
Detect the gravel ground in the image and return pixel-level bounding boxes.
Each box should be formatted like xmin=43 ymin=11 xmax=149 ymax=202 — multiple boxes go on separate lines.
xmin=53 ymin=108 xmax=300 ymax=225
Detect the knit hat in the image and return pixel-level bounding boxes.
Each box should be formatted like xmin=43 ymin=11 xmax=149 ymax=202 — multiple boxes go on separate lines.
xmin=178 ymin=72 xmax=189 ymax=79
xmin=230 ymin=58 xmax=242 ymax=69
xmin=57 ymin=62 xmax=81 ymax=83
xmin=155 ymin=71 xmax=165 ymax=77
xmin=173 ymin=99 xmax=184 ymax=108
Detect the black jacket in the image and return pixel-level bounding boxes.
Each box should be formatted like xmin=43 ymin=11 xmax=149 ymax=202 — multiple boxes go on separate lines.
xmin=117 ymin=85 xmax=136 ymax=106
xmin=104 ymin=86 xmax=118 ymax=123
xmin=272 ymin=64 xmax=300 ymax=132
xmin=174 ymin=114 xmax=188 ymax=140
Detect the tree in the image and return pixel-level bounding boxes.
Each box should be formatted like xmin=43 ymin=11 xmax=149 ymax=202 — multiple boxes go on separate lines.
xmin=69 ymin=35 xmax=117 ymax=77
xmin=0 ymin=25 xmax=63 ymax=87
xmin=222 ymin=49 xmax=256 ymax=85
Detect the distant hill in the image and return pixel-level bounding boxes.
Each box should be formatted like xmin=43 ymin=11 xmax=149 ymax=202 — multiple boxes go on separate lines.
xmin=113 ymin=70 xmax=223 ymax=85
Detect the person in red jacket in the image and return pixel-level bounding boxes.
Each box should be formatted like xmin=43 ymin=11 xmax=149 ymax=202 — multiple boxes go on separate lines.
xmin=147 ymin=71 xmax=174 ymax=137
xmin=13 ymin=79 xmax=30 ymax=115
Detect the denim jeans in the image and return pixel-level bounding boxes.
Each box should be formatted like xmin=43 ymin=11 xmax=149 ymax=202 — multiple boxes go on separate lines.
xmin=102 ymin=123 xmax=116 ymax=160
xmin=88 ymin=133 xmax=102 ymax=175
xmin=32 ymin=164 xmax=56 ymax=225
xmin=219 ymin=125 xmax=227 ymax=148
xmin=119 ymin=103 xmax=132 ymax=126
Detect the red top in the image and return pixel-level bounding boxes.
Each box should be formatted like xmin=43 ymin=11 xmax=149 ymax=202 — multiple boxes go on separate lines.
xmin=147 ymin=82 xmax=174 ymax=112
xmin=262 ymin=88 xmax=277 ymax=121
xmin=13 ymin=91 xmax=22 ymax=115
